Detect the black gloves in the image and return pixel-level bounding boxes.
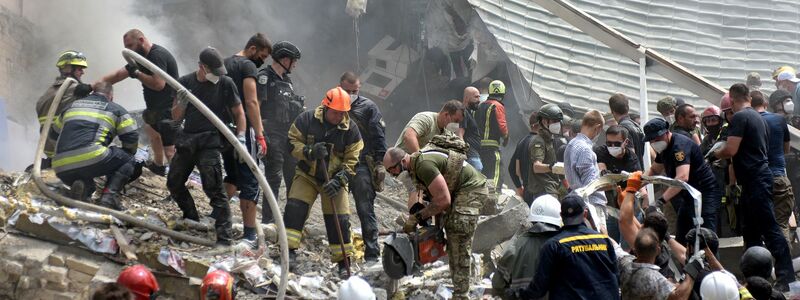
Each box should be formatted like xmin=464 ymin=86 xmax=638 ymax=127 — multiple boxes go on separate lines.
xmin=125 ymin=64 xmax=139 ymax=79
xmin=322 ymin=170 xmax=350 ymax=198
xmin=683 ymin=251 xmax=706 ymax=280
xmin=304 ymin=142 xmax=328 ymax=161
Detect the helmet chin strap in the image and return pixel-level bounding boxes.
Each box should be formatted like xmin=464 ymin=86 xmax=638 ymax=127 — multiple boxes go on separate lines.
xmin=277 ymin=59 xmax=292 ymax=75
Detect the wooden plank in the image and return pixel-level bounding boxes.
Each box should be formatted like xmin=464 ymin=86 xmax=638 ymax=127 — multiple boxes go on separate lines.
xmin=110 ymin=225 xmax=137 ymax=261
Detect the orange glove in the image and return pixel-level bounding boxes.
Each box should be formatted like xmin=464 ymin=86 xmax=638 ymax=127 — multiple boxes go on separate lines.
xmin=616 ymin=186 xmax=626 ymax=207
xmin=625 ymin=171 xmax=643 ymax=193
xmin=256 ymin=135 xmax=268 ymax=158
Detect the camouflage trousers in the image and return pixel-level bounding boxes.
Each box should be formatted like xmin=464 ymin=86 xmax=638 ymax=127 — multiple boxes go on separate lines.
xmin=444 ymin=213 xmax=478 ymax=300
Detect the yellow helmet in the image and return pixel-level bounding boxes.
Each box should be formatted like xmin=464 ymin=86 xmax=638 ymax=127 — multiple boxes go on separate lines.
xmin=772 ymin=66 xmax=795 ymax=80
xmin=56 ymin=50 xmax=88 ymax=69
xmin=489 ymin=80 xmax=506 ymax=96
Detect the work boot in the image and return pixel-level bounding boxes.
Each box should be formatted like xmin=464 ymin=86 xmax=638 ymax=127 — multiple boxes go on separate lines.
xmin=337 ymin=258 xmax=351 ymax=279
xmin=146 ymin=163 xmax=167 ymax=176
xmin=69 ymin=181 xmax=87 ymax=202
xmin=287 ymin=249 xmax=298 ymax=272
xmin=97 ymin=169 xmax=131 ymax=211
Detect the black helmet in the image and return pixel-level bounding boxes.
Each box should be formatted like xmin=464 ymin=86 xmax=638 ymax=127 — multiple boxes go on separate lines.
xmin=538 ymin=103 xmax=563 ymax=121
xmin=271 ymin=41 xmax=301 ymax=61
xmin=740 ymin=246 xmax=773 ymax=279
xmin=685 ymin=227 xmax=719 ymax=253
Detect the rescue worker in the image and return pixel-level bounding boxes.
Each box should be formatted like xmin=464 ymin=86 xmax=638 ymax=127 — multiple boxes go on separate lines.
xmin=256 ymin=41 xmax=304 ymax=224
xmin=718 ymin=94 xmax=741 ymax=234
xmin=699 ymin=105 xmax=729 ymax=233
xmin=340 ymin=71 xmax=387 ymax=263
xmin=770 ymin=90 xmax=800 ymax=229
xmin=91 ymin=283 xmax=135 ymax=300
xmin=564 ymin=110 xmax=608 ymax=232
xmin=221 ymin=33 xmax=271 ymax=247
xmin=116 ymin=264 xmax=160 ymax=300
xmin=395 ymin=100 xmax=465 ymax=153
xmin=512 ymin=194 xmax=619 ymax=300
xmin=492 ymin=194 xmax=562 ymax=297
xmin=37 ymin=50 xmax=92 ymax=168
xmin=384 ymin=144 xmax=488 ymax=300
xmin=51 ymin=82 xmax=138 ymax=210
xmin=283 ymin=87 xmax=363 ymax=277
xmin=200 ymin=270 xmax=236 ymax=300
xmin=657 ymin=96 xmax=678 ymax=124
xmin=714 ymin=83 xmax=795 ymax=291
xmin=100 ymin=29 xmax=179 ymax=176
xmin=752 ymin=91 xmax=795 ymax=243
xmin=608 ymin=93 xmax=645 ymax=169
xmin=508 ymin=113 xmax=538 ymax=199
xmin=596 ymin=125 xmax=643 ymax=248
xmin=167 ymin=47 xmax=245 ymax=246
xmin=526 ymin=104 xmax=563 ymax=205
xmin=458 ymin=86 xmax=483 ymax=171
xmin=775 ymin=70 xmax=800 ymax=108
xmin=643 ymin=118 xmax=721 ymax=245
xmin=740 ymin=246 xmax=773 ymax=280
xmin=475 ymin=80 xmax=509 ymax=193
xmin=673 ymin=103 xmax=702 ymax=145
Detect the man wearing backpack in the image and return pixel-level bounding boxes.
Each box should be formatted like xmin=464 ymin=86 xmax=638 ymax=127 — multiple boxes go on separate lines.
xmin=384 ymin=141 xmax=488 ymax=300
xmin=609 ymin=93 xmax=645 ymax=169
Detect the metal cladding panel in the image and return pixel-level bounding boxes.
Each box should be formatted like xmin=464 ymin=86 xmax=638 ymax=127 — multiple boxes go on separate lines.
xmin=469 ymin=0 xmax=800 ymax=116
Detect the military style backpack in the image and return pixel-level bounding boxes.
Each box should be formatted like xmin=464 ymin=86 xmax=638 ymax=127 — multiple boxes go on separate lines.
xmin=411 ymin=134 xmax=469 ymax=192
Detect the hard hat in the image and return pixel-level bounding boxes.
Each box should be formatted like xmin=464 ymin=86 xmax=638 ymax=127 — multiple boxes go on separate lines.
xmin=271 ymin=41 xmax=301 ymax=61
xmin=116 ymin=264 xmax=159 ymax=300
xmin=528 ymin=195 xmax=562 ymax=227
xmin=537 ymin=104 xmax=563 ymax=121
xmin=740 ymin=246 xmax=773 ymax=279
xmin=56 ymin=50 xmax=88 ymax=69
xmin=702 ymin=105 xmax=721 ymax=119
xmin=488 ymin=80 xmax=506 ymax=96
xmin=322 ymin=87 xmax=352 ymax=112
xmin=772 ymin=66 xmax=796 ymax=80
xmin=201 ymin=270 xmax=236 ymax=300
xmin=700 ymin=271 xmax=739 ymax=300
xmin=720 ymin=93 xmax=733 ymax=112
xmin=337 ymin=276 xmax=376 ymax=300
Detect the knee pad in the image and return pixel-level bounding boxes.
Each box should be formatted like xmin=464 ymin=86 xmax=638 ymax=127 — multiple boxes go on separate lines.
xmin=284 ymin=199 xmax=311 ymax=231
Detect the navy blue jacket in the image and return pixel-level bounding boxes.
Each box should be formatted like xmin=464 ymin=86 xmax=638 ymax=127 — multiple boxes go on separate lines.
xmin=349 ymin=95 xmax=387 ymax=163
xmin=518 ymin=224 xmax=620 ymax=300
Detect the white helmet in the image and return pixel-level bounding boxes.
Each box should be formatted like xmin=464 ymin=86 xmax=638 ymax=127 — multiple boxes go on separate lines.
xmin=700 ymin=271 xmax=739 ymax=300
xmin=528 ymin=195 xmax=562 ymax=227
xmin=337 ymin=276 xmax=376 ymax=300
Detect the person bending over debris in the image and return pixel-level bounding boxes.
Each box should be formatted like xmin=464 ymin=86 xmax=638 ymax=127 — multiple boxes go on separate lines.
xmin=394 ymin=100 xmax=465 ymax=153
xmin=384 ymin=141 xmax=488 ymax=300
xmin=283 ymin=87 xmax=363 ymax=278
xmin=167 ymin=47 xmax=245 ymax=246
xmin=51 ymin=82 xmax=138 ymax=210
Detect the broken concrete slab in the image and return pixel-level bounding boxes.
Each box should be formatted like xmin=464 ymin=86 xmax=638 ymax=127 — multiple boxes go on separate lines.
xmin=471 ymin=196 xmax=528 ymax=253
xmin=65 ymin=256 xmax=100 ymax=275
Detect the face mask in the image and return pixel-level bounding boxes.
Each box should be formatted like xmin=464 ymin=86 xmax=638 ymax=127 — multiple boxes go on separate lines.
xmin=468 ymin=102 xmax=479 ymax=110
xmin=480 ymin=94 xmax=489 ymax=102
xmin=446 ymin=122 xmax=460 ymax=133
xmin=350 ymin=94 xmax=359 ymax=103
xmin=205 ymin=72 xmax=220 ymax=84
xmin=706 ymin=124 xmax=722 ymax=135
xmin=608 ymin=146 xmax=623 ymax=157
xmin=548 ymin=122 xmax=561 ymax=135
xmin=250 ymin=56 xmax=264 ymax=68
xmin=651 ymin=141 xmax=668 ymax=154
xmin=784 ymin=101 xmax=794 ymax=114
xmin=665 ymin=115 xmax=675 ymax=124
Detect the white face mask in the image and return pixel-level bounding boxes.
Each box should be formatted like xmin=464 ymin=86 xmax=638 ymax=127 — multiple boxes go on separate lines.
xmin=479 ymin=93 xmax=489 ymax=102
xmin=665 ymin=115 xmax=675 ymax=124
xmin=548 ymin=122 xmax=561 ymax=135
xmin=205 ymin=72 xmax=220 ymax=84
xmin=608 ymin=146 xmax=623 ymax=157
xmin=784 ymin=100 xmax=794 ymax=114
xmin=446 ymin=122 xmax=460 ymax=133
xmin=651 ymin=141 xmax=668 ymax=154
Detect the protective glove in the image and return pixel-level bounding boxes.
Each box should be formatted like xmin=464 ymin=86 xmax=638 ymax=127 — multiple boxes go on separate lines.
xmin=373 ymin=164 xmax=386 ymax=192
xmin=625 ymin=171 xmax=643 ymax=193
xmin=125 ymin=64 xmax=139 ymax=79
xmin=255 ymin=135 xmax=268 ymax=158
xmin=175 ymin=89 xmax=191 ymax=109
xmin=304 ymin=142 xmax=328 ymax=161
xmin=403 ymin=213 xmax=421 ymax=233
xmin=323 ymin=170 xmax=349 ymax=198
xmin=233 ymin=133 xmax=248 ymax=163
xmin=683 ymin=250 xmax=706 ymax=279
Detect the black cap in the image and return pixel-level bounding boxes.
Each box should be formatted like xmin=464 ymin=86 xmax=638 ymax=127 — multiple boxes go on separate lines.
xmin=199 ymin=47 xmax=227 ymax=76
xmin=560 ymin=194 xmax=587 ymax=226
xmin=643 ymin=118 xmax=669 ymax=141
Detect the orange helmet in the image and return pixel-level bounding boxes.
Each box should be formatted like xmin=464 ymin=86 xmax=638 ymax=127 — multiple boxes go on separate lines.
xmin=321 ymin=87 xmax=351 ymax=111
xmin=200 ymin=270 xmax=236 ymax=300
xmin=117 ymin=265 xmax=159 ymax=300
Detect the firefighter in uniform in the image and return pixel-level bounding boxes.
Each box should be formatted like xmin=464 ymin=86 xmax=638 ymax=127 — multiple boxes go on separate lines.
xmin=475 ymin=80 xmax=509 ymax=193
xmin=256 ymin=41 xmax=304 ymax=224
xmin=51 ymin=82 xmax=138 ymax=210
xmin=283 ymin=87 xmax=363 ymax=277
xmin=37 ymin=51 xmax=92 ymax=167
xmin=384 ymin=143 xmax=488 ymax=300
xmin=526 ymin=104 xmax=563 ymax=205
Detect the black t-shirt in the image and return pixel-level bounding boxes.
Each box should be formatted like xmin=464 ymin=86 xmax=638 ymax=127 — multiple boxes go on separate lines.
xmin=223 ymin=55 xmax=258 ymax=127
xmin=594 ymin=145 xmax=641 ymax=175
xmin=727 ymin=107 xmax=771 ymax=180
xmin=655 ymin=133 xmax=717 ymax=194
xmin=459 ymin=109 xmax=481 ymax=157
xmin=618 ymin=115 xmax=645 ymax=170
xmin=177 ymin=73 xmax=241 ymax=134
xmin=140 ymin=44 xmax=179 ymax=111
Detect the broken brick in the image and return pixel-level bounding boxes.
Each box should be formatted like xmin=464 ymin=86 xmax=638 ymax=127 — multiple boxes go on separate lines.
xmin=65 ymin=257 xmax=99 ymax=275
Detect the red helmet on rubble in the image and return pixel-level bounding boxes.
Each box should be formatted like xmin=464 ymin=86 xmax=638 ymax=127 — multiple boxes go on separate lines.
xmin=117 ymin=264 xmax=159 ymax=300
xmin=200 ymin=270 xmax=236 ymax=300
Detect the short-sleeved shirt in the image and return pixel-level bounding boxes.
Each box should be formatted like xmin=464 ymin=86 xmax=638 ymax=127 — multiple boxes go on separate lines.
xmin=395 ymin=112 xmax=445 ymax=152
xmin=727 ymin=107 xmax=771 ymax=180
xmin=595 ymin=145 xmax=641 ymax=206
xmin=177 ymin=73 xmax=241 ymax=134
xmin=223 ymin=55 xmax=257 ymax=113
xmin=618 ymin=254 xmax=675 ymax=300
xmin=139 ymin=44 xmax=179 ymax=111
xmin=654 ymin=133 xmax=717 ymax=194
xmin=459 ymin=109 xmax=481 ymax=157
xmin=759 ymin=111 xmax=790 ymax=176
xmin=413 ymin=152 xmax=484 ymax=191
xmin=527 ymin=130 xmax=560 ymax=196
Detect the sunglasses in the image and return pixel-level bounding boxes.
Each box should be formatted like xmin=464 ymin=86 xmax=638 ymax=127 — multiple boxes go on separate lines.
xmin=606 ymin=141 xmax=623 ymax=147
xmin=387 ymin=160 xmax=403 ymax=172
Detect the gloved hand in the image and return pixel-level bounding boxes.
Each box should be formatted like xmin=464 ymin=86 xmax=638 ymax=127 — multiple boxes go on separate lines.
xmin=125 ymin=64 xmax=139 ymax=79
xmin=683 ymin=250 xmax=706 ymax=279
xmin=255 ymin=135 xmax=268 ymax=158
xmin=403 ymin=213 xmax=421 ymax=233
xmin=625 ymin=171 xmax=643 ymax=193
xmin=176 ymin=89 xmax=191 ymax=109
xmin=323 ymin=170 xmax=349 ymax=198
xmin=373 ymin=164 xmax=386 ymax=192
xmin=304 ymin=142 xmax=328 ymax=161
xmin=233 ymin=133 xmax=248 ymax=163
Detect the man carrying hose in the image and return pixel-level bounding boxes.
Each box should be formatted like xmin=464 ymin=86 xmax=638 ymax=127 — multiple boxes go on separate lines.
xmin=282 ymin=87 xmax=362 ymax=278
xmin=167 ymin=47 xmax=246 ymax=246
